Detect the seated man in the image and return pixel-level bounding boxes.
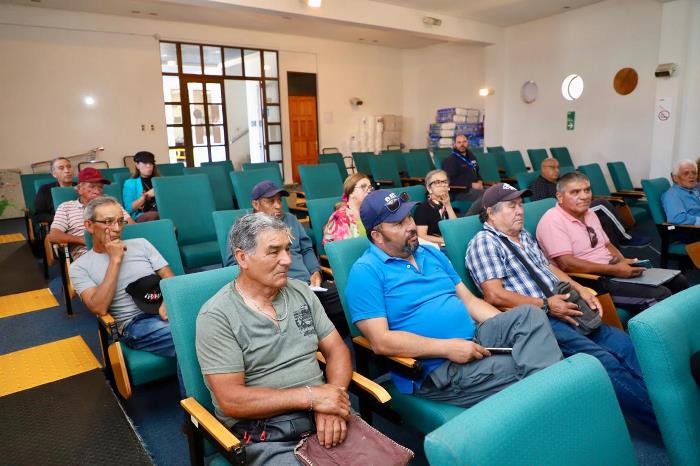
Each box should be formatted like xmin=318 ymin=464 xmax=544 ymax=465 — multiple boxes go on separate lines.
xmin=529 ymin=158 xmax=644 ymax=248
xmin=662 ymin=159 xmax=700 ymax=243
xmin=34 ymin=157 xmax=76 ymax=224
xmin=441 ymin=134 xmax=485 ymax=215
xmin=47 ymin=167 xmax=133 ymax=260
xmin=198 ymin=213 xmax=352 ymax=465
xmin=225 ymin=180 xmax=349 ymax=338
xmin=346 ymin=189 xmax=562 ymax=408
xmin=537 ymin=172 xmax=688 ymax=313
xmin=466 ymin=183 xmax=657 ymax=429
xmin=69 ymin=196 xmax=176 ymax=359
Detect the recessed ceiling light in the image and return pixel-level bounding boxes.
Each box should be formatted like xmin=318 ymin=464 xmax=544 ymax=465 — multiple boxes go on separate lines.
xmin=305 ymin=0 xmax=322 ymax=7
xmin=84 ymin=96 xmax=96 ymax=106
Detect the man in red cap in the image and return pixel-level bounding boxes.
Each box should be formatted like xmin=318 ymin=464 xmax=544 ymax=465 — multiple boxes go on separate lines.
xmin=48 ymin=167 xmax=133 ymax=259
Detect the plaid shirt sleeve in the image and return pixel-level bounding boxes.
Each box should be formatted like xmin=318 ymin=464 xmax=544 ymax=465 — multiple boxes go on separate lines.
xmin=466 ymin=231 xmax=508 ymax=293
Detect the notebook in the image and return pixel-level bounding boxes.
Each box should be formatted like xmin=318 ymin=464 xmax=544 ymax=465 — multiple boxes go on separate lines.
xmin=609 ymin=268 xmax=681 ymax=287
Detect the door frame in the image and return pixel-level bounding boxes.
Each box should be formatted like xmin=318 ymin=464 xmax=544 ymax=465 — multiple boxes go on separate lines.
xmin=287 ymin=72 xmax=319 ymax=182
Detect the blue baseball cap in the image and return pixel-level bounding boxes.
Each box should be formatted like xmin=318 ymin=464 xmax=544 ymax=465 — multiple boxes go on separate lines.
xmin=360 ymin=189 xmax=419 ymax=231
xmin=251 ymin=180 xmax=289 ymax=201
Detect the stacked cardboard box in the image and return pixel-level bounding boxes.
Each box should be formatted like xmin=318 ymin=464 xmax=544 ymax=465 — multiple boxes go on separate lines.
xmin=381 ymin=114 xmax=402 ymax=149
xmin=428 ymin=108 xmax=484 ymax=149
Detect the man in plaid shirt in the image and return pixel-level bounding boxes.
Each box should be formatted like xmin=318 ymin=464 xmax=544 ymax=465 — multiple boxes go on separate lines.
xmin=466 ymin=183 xmax=657 ymax=431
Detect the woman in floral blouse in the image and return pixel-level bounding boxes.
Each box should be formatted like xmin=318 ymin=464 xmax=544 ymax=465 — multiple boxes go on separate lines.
xmin=322 ymin=172 xmax=372 ymax=245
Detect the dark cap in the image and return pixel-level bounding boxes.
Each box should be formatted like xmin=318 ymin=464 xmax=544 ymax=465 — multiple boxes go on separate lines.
xmin=481 ymin=183 xmax=531 ymax=209
xmin=78 ymin=167 xmax=111 ymax=185
xmin=125 ymin=274 xmax=163 ymax=315
xmin=251 ymin=180 xmax=289 ymax=201
xmin=360 ymin=189 xmax=418 ymax=231
xmin=133 ymin=151 xmax=156 ymax=164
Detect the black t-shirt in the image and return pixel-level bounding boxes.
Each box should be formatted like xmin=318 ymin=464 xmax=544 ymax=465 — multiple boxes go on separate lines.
xmin=442 ymin=150 xmax=482 ymax=189
xmin=528 ymin=176 xmax=557 ymax=201
xmin=34 ymin=180 xmax=76 ymax=223
xmin=414 ymin=200 xmax=447 ymax=236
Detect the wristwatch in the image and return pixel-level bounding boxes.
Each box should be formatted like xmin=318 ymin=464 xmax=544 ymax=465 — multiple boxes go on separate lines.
xmin=541 ymin=298 xmax=550 ymax=315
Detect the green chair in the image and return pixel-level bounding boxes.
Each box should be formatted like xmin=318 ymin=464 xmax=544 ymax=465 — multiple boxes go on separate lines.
xmin=503 ymin=150 xmax=529 ymax=177
xmin=486 ymin=146 xmax=505 ymax=152
xmin=470 ymin=147 xmax=486 ymax=156
xmin=515 ymin=171 xmax=540 ymax=200
xmin=156 ymin=162 xmax=185 ymax=177
xmin=113 ymin=172 xmax=132 ymax=193
xmin=202 ymin=160 xmax=234 ymax=172
xmin=325 ymin=237 xmax=464 ymax=435
xmin=319 ymin=153 xmax=348 ymax=180
xmin=389 ymin=184 xmax=426 ymax=204
xmin=153 ymin=174 xmax=220 ymax=268
xmin=381 ymin=150 xmax=407 ymax=175
xmin=212 ymin=209 xmax=247 ymax=264
xmin=298 ymin=164 xmax=343 ymax=200
xmin=98 ymin=167 xmax=131 ymax=183
xmin=474 ymin=153 xmax=502 ymax=185
xmin=51 ymin=186 xmax=79 ymax=210
xmin=522 ymin=198 xmax=557 ymax=237
xmin=424 ymin=353 xmax=637 ymax=466
xmin=560 ymin=165 xmax=576 ymax=176
xmin=103 ymin=183 xmax=124 ymax=208
xmin=242 ymin=161 xmax=282 ymax=179
xmin=527 ymin=149 xmax=549 ymax=170
xmin=628 ymin=286 xmax=700 ymax=465
xmin=550 ymin=147 xmax=574 ymax=168
xmin=578 ymin=163 xmax=648 ymax=223
xmin=486 ymin=146 xmax=506 ymax=171
xmin=369 ymin=156 xmax=402 ymax=188
xmin=230 ymin=166 xmax=285 ymax=211
xmin=184 ymin=165 xmax=236 ymax=211
xmin=607 ymin=162 xmax=642 ymax=192
xmin=432 ymin=148 xmax=452 ymax=170
xmin=438 ymin=215 xmax=486 ymax=295
xmin=352 ymin=152 xmax=374 ymax=176
xmin=306 ymin=196 xmax=341 ymax=257
xmin=404 ymin=151 xmax=434 ymax=180
xmin=20 ymin=173 xmax=54 ymax=237
xmin=33 ymin=177 xmax=56 ymax=197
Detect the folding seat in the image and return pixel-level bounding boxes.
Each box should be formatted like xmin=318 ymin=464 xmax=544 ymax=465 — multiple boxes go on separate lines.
xmin=155 ymin=162 xmax=185 ymax=177
xmin=503 ymin=150 xmax=529 ymax=177
xmin=369 ymin=156 xmax=402 ymax=188
xmin=202 ymin=160 xmax=234 ymax=172
xmin=352 ymin=152 xmax=374 ymax=176
xmin=549 ymin=147 xmax=575 ymax=170
xmin=184 ymin=165 xmax=236 ymax=211
xmin=212 ymin=209 xmax=247 ymax=264
xmin=298 ymin=163 xmax=343 ymax=200
xmin=97 ymin=167 xmax=130 ymax=183
xmin=527 ymin=148 xmax=549 ymax=170
xmin=578 ymin=163 xmax=647 ymax=224
xmin=319 ymin=153 xmax=349 ymax=181
xmin=404 ymin=151 xmax=434 ymax=181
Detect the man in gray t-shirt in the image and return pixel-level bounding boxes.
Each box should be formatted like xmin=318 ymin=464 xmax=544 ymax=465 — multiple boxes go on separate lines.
xmin=69 ymin=196 xmax=176 ymax=358
xmin=197 ymin=213 xmax=352 ymax=465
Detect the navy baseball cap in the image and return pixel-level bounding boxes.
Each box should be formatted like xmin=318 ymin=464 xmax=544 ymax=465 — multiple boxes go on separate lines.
xmin=360 ymin=189 xmax=418 ymax=231
xmin=251 ymin=180 xmax=289 ymax=201
xmin=481 ymin=182 xmax=531 ymax=209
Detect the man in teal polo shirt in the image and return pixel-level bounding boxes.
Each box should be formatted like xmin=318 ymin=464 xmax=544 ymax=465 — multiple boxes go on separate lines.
xmin=345 ymin=190 xmax=562 ymax=407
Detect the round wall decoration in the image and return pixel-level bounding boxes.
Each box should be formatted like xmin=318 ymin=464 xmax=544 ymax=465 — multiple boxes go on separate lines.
xmin=614 ymin=68 xmax=638 ymax=95
xmin=521 ymin=81 xmax=538 ymax=104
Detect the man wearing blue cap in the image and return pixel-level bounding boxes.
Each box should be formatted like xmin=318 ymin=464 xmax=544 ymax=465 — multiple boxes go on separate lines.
xmin=345 ymin=189 xmax=562 ymax=407
xmin=225 ymin=180 xmax=349 ymax=338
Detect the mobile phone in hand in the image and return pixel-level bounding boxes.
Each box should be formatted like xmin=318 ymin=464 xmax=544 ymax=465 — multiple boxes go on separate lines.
xmin=485 ymin=347 xmax=513 ymax=354
xmin=631 ymin=259 xmax=652 ymax=268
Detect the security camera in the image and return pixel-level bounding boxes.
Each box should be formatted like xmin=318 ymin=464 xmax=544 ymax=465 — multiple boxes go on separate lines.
xmin=349 ymin=98 xmax=363 ymax=106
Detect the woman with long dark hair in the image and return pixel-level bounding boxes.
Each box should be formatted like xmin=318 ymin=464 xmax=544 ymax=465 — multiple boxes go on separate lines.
xmin=123 ymin=151 xmax=160 ymax=222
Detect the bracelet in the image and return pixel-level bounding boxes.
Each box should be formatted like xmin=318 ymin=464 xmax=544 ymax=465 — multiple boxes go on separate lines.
xmin=305 ymin=385 xmax=313 ymax=412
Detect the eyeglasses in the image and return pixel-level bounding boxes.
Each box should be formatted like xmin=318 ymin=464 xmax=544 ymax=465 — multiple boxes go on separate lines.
xmin=355 ymin=183 xmax=374 ymax=192
xmin=429 ymin=180 xmax=449 ymax=187
xmin=92 ymin=218 xmax=127 ymax=227
xmin=585 ymin=225 xmax=598 ymax=248
xmin=385 ymin=192 xmax=410 ymax=213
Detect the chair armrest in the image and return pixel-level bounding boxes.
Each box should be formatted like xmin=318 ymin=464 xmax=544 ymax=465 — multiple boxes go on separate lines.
xmin=180 ymin=397 xmax=241 ymax=451
xmin=449 ymin=185 xmax=467 ymax=191
xmin=662 ymin=223 xmax=700 ymax=231
xmin=98 ymin=313 xmax=119 ymax=338
xmin=287 ymin=188 xmax=305 ymax=198
xmin=375 ymin=179 xmax=394 ymax=186
xmin=351 ymin=336 xmax=424 ymax=381
xmin=320 ymin=265 xmax=333 ymax=277
xmin=686 ymin=242 xmax=700 ymax=269
xmin=612 ymin=190 xmax=645 ymax=199
xmin=316 ymin=352 xmax=391 ymax=404
xmin=568 ymin=272 xmax=602 ymax=281
xmin=593 ymin=195 xmax=625 ymax=203
xmin=400 ymin=177 xmax=425 ymax=184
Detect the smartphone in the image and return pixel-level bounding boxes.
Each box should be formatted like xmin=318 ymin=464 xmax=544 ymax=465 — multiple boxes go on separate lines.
xmin=631 ymin=259 xmax=652 ymax=269
xmin=485 ymin=347 xmax=513 ymax=354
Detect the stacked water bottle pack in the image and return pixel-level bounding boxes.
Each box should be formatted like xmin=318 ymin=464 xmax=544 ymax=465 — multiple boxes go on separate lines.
xmin=428 ymin=107 xmax=484 ymax=149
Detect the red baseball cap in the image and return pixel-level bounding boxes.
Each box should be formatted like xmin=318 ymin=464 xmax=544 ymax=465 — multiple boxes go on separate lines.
xmin=78 ymin=167 xmax=111 ymax=185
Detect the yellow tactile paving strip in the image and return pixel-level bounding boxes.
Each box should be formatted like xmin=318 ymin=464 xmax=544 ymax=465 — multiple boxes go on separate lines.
xmin=0 ymin=336 xmax=101 ymax=397
xmin=0 ymin=288 xmax=59 ymax=319
xmin=0 ymin=233 xmax=26 ymax=244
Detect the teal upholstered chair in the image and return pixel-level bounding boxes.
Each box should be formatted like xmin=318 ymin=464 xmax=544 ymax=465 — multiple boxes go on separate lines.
xmin=404 ymin=150 xmax=434 ymax=181
xmin=306 ymin=196 xmax=341 ymax=258
xmin=24 ymin=174 xmax=57 ymax=277
xmin=515 ymin=170 xmax=540 ymax=197
xmin=369 ymin=156 xmax=402 ymax=188
xmin=351 ymin=152 xmax=374 ymax=175
xmin=202 ymin=160 xmax=234 ymax=172
xmin=325 ymin=237 xmax=464 ymax=435
xmin=184 ymin=165 xmax=236 ymax=211
xmin=229 ymin=166 xmax=285 ymax=211
xmin=319 ymin=153 xmax=348 ymax=180
xmin=503 ymin=150 xmax=529 ymax=177
xmin=474 ymin=153 xmax=503 ymax=185
xmin=156 ymin=162 xmax=185 ymax=177
xmin=424 ymin=353 xmax=637 ymax=466
xmin=211 ymin=209 xmax=247 ymax=264
xmin=242 ymin=161 xmax=282 ymax=178
xmin=607 ymin=161 xmax=642 ymax=192
xmin=381 ymin=149 xmax=407 ymax=175
xmin=98 ymin=167 xmax=131 ymax=183
xmin=629 ymin=286 xmax=700 ymax=465
xmin=51 ymin=186 xmax=79 ymax=210
xmin=470 ymin=147 xmax=486 ymax=156
xmin=438 ymin=215 xmax=485 ymax=296
xmin=113 ymin=172 xmax=131 ymax=194
xmin=298 ymin=164 xmax=343 ymax=200
xmin=579 ymin=163 xmax=648 ymax=223
xmin=388 ymin=184 xmax=426 ymax=204
xmin=154 ymin=174 xmax=221 ymax=268
xmin=432 ymin=148 xmax=452 ymax=170
xmin=527 ymin=148 xmax=548 ymax=170
xmin=33 ymin=177 xmax=56 ymax=198
xmin=486 ymin=146 xmax=506 ymax=171
xmin=522 ymin=198 xmax=556 ymax=237
xmin=550 ymin=146 xmax=575 ymax=168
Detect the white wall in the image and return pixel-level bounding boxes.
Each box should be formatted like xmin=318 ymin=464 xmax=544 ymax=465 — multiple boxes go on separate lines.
xmin=674 ymin=0 xmax=700 ymax=164
xmin=492 ymin=0 xmax=663 ymax=184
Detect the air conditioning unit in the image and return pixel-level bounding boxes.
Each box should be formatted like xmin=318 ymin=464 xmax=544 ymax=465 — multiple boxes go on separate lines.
xmin=655 ymin=63 xmax=677 ymax=78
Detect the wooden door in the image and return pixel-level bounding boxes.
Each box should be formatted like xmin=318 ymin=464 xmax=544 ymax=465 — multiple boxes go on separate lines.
xmin=288 ymin=96 xmax=318 ymax=182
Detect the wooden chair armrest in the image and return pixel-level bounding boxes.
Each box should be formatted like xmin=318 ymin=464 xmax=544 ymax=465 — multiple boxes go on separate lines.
xmin=98 ymin=313 xmax=119 ymax=337
xmin=352 ymin=336 xmax=418 ymax=369
xmin=320 ymin=265 xmax=333 ymax=276
xmin=180 ymin=397 xmax=241 ymax=451
xmin=316 ymin=352 xmax=391 ymax=404
xmin=400 ymin=177 xmax=425 ymax=184
xmin=287 ymin=188 xmax=305 ymax=198
xmin=289 ymin=205 xmax=308 ymax=213
xmin=593 ymin=195 xmax=625 ymax=203
xmin=449 ymin=185 xmax=467 ymax=191
xmin=568 ymin=272 xmax=602 ymax=281
xmin=686 ymin=242 xmax=700 ymax=269
xmin=662 ymin=223 xmax=700 ymax=230
xmin=375 ymin=179 xmax=394 ymax=186
xmin=319 ymin=254 xmax=329 ymax=262
xmin=612 ymin=190 xmax=645 ymax=198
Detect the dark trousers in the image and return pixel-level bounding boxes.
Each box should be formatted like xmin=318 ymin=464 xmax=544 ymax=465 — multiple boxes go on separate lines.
xmin=596 ymin=274 xmax=689 ymax=313
xmin=591 ymin=199 xmax=629 ymax=248
xmin=314 ymin=281 xmax=350 ymax=338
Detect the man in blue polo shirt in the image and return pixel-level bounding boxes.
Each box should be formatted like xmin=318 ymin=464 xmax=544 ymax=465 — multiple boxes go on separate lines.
xmin=345 ymin=190 xmax=562 ymax=407
xmin=662 ymin=159 xmax=700 ymax=244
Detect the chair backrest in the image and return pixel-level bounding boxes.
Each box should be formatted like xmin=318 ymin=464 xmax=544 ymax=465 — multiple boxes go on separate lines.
xmin=103 ymin=183 xmax=124 ymax=208
xmin=212 ymin=209 xmax=247 ymax=264
xmin=474 ymin=153 xmax=502 ymax=184
xmin=98 ymin=167 xmax=131 ymax=183
xmin=306 ymin=197 xmax=342 ymax=256
xmin=84 ymin=219 xmax=185 ymax=276
xmin=424 ymin=353 xmax=637 ymax=466
xmin=523 ymin=198 xmax=556 ymax=236
xmin=155 ymin=162 xmax=185 ymax=177
xmin=319 ymin=153 xmax=348 ymax=180
xmin=432 ymin=148 xmax=452 ymax=170
xmin=470 ymin=147 xmax=486 ymax=156
xmin=242 ymin=162 xmax=282 ymax=179
xmin=325 ymin=237 xmax=370 ymax=337
xmin=202 ymin=160 xmax=234 ymax=172
xmin=229 ymin=167 xmax=286 ymax=211
xmin=51 ymin=186 xmax=78 ymax=210
xmin=527 ymin=149 xmax=548 ymax=170
xmin=503 ymin=150 xmax=528 ymax=177
xmin=351 ymin=152 xmax=374 ymax=175
xmin=153 ymin=175 xmax=217 ymax=246
xmin=438 ymin=216 xmax=484 ymax=295
xmin=33 ymin=178 xmax=56 ymax=197
xmin=487 ymin=146 xmax=506 ymax=170
xmin=515 ymin=171 xmax=540 ymax=192
xmin=21 ymin=174 xmax=55 ymax=214
xmin=298 ymin=164 xmax=344 ymax=200
xmin=381 ymin=150 xmax=406 ymax=174
xmin=628 ymin=286 xmax=700 ymax=465
xmin=641 ymin=178 xmax=671 ymax=225
xmin=486 ymin=146 xmax=505 ymax=153
xmin=404 ymin=151 xmax=434 ymax=178
xmin=559 ymin=165 xmax=576 ymax=176
xmin=113 ymin=172 xmax=132 ymax=192
xmin=550 ymin=147 xmax=574 ymax=168
xmin=607 ymin=162 xmax=635 ymax=191
xmin=184 ymin=165 xmax=235 ymax=211
xmin=369 ymin=156 xmax=402 ymax=188
xmin=578 ymin=163 xmax=612 ymax=197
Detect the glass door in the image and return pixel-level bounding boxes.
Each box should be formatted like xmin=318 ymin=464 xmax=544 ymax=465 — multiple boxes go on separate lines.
xmin=182 ymin=78 xmax=228 ymax=166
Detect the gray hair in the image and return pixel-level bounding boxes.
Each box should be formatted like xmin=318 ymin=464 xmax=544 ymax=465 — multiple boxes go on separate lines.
xmin=671 ymin=159 xmax=696 ymax=176
xmin=424 ymin=169 xmax=447 ymax=189
xmin=50 ymin=157 xmax=70 ymax=172
xmin=556 ymin=171 xmax=589 ymax=194
xmin=228 ymin=213 xmax=291 ymax=256
xmin=84 ymin=196 xmax=121 ymax=221
xmin=479 ymin=199 xmax=507 ymax=223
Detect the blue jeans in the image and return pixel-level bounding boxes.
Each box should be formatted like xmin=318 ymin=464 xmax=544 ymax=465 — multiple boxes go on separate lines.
xmin=122 ymin=314 xmax=176 ymax=358
xmin=548 ymin=318 xmax=658 ymax=430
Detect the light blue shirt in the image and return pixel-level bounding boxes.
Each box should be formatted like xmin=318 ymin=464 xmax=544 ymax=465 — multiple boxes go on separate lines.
xmin=346 ymin=243 xmax=475 ymax=394
xmin=661 ymin=183 xmax=700 ymax=226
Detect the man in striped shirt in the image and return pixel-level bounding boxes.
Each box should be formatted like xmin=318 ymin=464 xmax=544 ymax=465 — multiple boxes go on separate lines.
xmin=48 ymin=167 xmax=133 ymax=259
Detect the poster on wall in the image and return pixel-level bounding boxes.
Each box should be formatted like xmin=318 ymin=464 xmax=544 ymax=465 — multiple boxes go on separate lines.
xmin=566 ymin=111 xmax=575 ymax=131
xmin=656 ymin=98 xmax=672 ymax=123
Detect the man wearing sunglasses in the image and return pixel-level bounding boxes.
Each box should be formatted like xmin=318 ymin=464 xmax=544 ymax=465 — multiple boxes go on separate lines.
xmin=466 ymin=182 xmax=657 ymax=430
xmin=345 ymin=189 xmax=563 ymax=410
xmin=536 ymin=172 xmax=688 ymax=313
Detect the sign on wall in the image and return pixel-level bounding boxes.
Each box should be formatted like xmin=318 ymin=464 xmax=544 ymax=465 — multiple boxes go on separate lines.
xmin=656 ymin=98 xmax=672 ymax=123
xmin=566 ymin=111 xmax=576 ymax=131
